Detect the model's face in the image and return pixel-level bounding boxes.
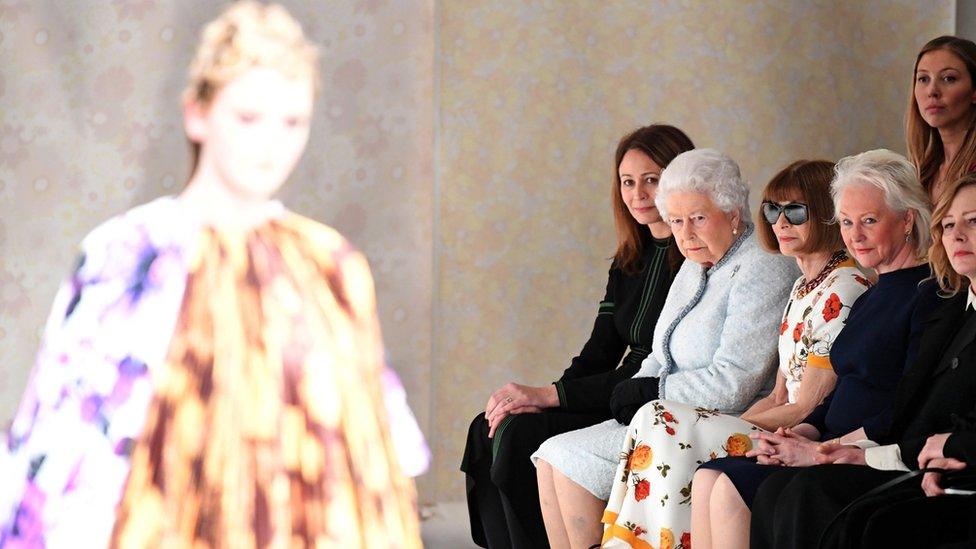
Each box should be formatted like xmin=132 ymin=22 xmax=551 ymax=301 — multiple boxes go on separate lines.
xmin=914 ymin=49 xmax=976 ymax=133
xmin=837 ymin=183 xmax=914 ymax=272
xmin=619 ymin=149 xmax=666 ymax=227
xmin=941 ymin=184 xmax=976 ymax=281
xmin=665 ymin=191 xmax=739 ymax=267
xmin=767 ymin=194 xmax=813 ymax=259
xmin=186 ymin=67 xmax=314 ymax=202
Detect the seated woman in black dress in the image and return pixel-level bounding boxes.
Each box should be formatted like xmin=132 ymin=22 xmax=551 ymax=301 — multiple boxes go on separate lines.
xmin=460 ymin=124 xmax=693 ymax=549
xmin=750 ymin=173 xmax=976 ymax=549
xmin=689 ymin=149 xmax=941 ymax=549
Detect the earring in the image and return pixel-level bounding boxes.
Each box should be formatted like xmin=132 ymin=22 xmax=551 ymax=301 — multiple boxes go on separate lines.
xmin=905 ymin=231 xmax=911 ymax=242
xmin=732 ymin=227 xmax=738 ymax=236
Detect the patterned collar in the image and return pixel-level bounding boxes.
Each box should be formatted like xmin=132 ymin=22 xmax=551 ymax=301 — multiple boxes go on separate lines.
xmin=795 ymin=250 xmax=850 ymax=300
xmin=968 ymin=285 xmax=975 ymax=311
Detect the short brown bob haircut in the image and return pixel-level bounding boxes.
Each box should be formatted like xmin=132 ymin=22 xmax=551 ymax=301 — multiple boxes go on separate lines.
xmin=756 ymin=160 xmax=845 ymax=255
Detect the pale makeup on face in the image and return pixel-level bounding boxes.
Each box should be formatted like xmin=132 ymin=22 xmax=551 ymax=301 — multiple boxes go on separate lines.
xmin=915 ymin=49 xmax=976 ymax=134
xmin=619 ymin=149 xmax=671 ymax=239
xmin=665 ymin=191 xmax=739 ymax=266
xmin=837 ymin=184 xmax=916 ymax=274
xmin=768 ymin=195 xmax=812 ymax=258
xmin=941 ymin=185 xmax=976 ymax=282
xmin=768 ymin=196 xmax=833 ymax=281
xmin=181 ymin=67 xmax=314 ymax=228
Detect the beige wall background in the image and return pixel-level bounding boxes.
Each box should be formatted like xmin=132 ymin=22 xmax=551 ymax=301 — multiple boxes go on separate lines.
xmin=431 ymin=0 xmax=955 ymax=499
xmin=0 ymin=1 xmax=955 ymax=504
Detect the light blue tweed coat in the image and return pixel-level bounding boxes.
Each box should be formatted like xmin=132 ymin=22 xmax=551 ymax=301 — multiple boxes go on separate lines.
xmin=634 ymin=223 xmax=799 ymax=413
xmin=532 ymin=224 xmax=798 ymax=498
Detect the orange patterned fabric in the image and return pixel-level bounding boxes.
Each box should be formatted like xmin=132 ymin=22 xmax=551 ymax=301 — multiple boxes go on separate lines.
xmin=111 ymin=214 xmax=421 ymax=548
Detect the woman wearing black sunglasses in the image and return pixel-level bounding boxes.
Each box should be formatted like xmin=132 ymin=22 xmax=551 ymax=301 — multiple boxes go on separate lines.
xmin=748 ymin=174 xmax=976 ymax=549
xmin=692 ymin=149 xmax=941 ymax=549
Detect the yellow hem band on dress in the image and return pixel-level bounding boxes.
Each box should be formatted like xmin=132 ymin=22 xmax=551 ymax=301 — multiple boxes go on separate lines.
xmin=601 ymin=523 xmax=653 ymax=549
xmin=806 ymin=354 xmax=832 ymax=369
xmin=601 ymin=510 xmax=619 ymax=525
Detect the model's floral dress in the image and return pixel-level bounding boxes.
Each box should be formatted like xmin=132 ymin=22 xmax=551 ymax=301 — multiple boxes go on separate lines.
xmin=600 ymin=252 xmax=870 ymax=549
xmin=0 ymin=197 xmax=428 ymax=548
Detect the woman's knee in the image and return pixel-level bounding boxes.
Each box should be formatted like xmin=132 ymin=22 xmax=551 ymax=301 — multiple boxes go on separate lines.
xmin=467 ymin=412 xmax=490 ymax=441
xmin=694 ymin=467 xmax=720 ymax=483
xmin=711 ymin=474 xmax=748 ymax=513
xmin=463 ymin=413 xmax=492 ymax=467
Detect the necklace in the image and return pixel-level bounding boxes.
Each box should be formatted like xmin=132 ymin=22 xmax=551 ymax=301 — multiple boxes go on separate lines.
xmin=794 ymin=250 xmax=848 ymax=300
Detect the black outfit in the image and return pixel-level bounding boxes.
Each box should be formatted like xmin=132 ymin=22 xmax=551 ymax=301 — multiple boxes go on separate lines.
xmin=461 ymin=239 xmax=676 ymax=549
xmin=751 ymin=291 xmax=976 ymax=549
xmin=699 ymin=266 xmax=939 ymax=507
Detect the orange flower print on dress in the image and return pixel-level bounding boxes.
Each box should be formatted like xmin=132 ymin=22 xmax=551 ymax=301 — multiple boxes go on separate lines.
xmin=723 ymin=433 xmax=752 ymax=456
xmin=779 ymin=318 xmax=788 ymax=335
xmin=634 ymin=478 xmax=651 ymax=501
xmin=660 ymin=527 xmax=675 ymax=549
xmin=792 ymin=322 xmax=803 ymax=342
xmin=680 ymin=531 xmax=692 ymax=549
xmin=629 ymin=444 xmax=653 ymax=471
xmin=822 ymin=292 xmax=842 ymax=322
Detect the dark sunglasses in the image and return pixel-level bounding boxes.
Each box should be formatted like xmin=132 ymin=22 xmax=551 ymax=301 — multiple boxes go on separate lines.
xmin=761 ymin=202 xmax=809 ymax=225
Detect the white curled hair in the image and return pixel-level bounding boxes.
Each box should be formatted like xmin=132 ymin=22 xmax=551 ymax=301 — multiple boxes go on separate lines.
xmin=831 ymin=149 xmax=932 ymax=258
xmin=655 ymin=148 xmax=750 ymax=220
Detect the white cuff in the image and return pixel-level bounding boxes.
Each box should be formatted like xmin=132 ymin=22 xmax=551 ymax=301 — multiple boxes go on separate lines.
xmin=847 ymin=439 xmax=879 ymax=450
xmin=864 ymin=444 xmax=910 ymax=471
xmin=633 ymin=355 xmax=663 ymax=378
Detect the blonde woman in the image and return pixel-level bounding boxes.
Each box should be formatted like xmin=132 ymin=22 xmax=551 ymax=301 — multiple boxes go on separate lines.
xmin=0 ymin=3 xmax=424 ymax=547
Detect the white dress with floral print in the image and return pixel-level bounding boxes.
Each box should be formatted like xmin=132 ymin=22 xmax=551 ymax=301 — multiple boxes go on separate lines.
xmin=600 ymin=254 xmax=870 ymax=549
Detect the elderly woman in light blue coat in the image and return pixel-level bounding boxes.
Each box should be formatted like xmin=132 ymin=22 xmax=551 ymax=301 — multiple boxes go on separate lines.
xmin=533 ymin=149 xmax=799 ymax=548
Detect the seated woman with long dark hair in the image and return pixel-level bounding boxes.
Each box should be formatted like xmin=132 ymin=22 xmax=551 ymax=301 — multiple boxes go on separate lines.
xmin=750 ymin=173 xmax=976 ymax=549
xmin=461 ymin=124 xmax=693 ymax=548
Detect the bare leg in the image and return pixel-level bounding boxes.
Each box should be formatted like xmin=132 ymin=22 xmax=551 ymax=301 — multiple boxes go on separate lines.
xmin=537 ymin=459 xmax=572 ymax=549
xmin=709 ymin=473 xmax=751 ymax=549
xmin=551 ymin=465 xmax=605 ymax=549
xmin=690 ymin=468 xmax=722 ymax=549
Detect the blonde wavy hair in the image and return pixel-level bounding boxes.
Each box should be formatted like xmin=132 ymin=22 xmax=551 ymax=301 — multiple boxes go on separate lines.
xmin=184 ymin=1 xmax=320 ymax=172
xmin=930 ymin=173 xmax=976 ymax=295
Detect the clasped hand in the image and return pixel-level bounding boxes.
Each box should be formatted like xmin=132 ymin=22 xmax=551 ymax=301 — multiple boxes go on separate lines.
xmin=484 ymin=382 xmax=556 ymax=438
xmin=917 ymin=433 xmax=966 ymax=497
xmin=746 ymin=427 xmax=823 ymax=466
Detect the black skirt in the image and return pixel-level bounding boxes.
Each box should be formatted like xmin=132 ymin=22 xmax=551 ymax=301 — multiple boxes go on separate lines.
xmin=460 ymin=410 xmax=606 ymax=549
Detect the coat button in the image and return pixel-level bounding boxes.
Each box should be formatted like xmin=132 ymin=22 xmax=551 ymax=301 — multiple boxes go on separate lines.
xmin=952 ymin=357 xmax=959 ymax=369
